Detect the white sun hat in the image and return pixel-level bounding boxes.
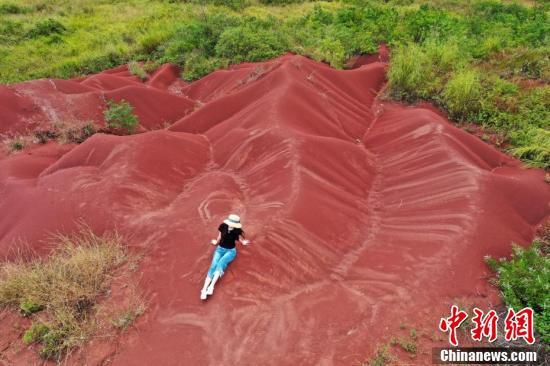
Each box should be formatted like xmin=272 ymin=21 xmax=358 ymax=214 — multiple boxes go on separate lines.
xmin=224 ymin=214 xmax=242 ymax=229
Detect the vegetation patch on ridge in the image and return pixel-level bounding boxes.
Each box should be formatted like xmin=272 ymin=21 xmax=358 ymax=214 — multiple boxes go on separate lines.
xmin=0 ymin=228 xmax=145 ymax=360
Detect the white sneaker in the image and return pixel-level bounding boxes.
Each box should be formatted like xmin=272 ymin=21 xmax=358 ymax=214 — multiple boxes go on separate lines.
xmin=200 ymin=290 xmax=207 ymax=300
xmin=206 ymin=285 xmax=214 ymax=296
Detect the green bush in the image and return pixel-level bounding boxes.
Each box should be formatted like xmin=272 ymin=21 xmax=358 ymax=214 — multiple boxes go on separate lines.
xmin=215 ymin=22 xmax=287 ymax=63
xmin=27 ymin=19 xmax=66 ymax=39
xmin=404 ymin=4 xmax=458 ymax=43
xmin=63 ymin=51 xmax=125 ymax=78
xmin=0 ymin=19 xmax=25 ymax=44
xmin=184 ymin=0 xmax=250 ymax=9
xmin=23 ymin=323 xmax=50 ymax=345
xmin=103 ymin=100 xmax=139 ymax=134
xmin=161 ymin=11 xmax=240 ymax=64
xmin=387 ymin=43 xmax=433 ymax=101
xmin=162 ymin=23 xmax=214 ymax=65
xmin=128 ymin=61 xmax=148 ymax=81
xmin=486 ymin=240 xmax=550 ymax=344
xmin=423 ymin=39 xmax=466 ymax=75
xmin=19 ymin=299 xmax=44 ymax=316
xmin=181 ymin=51 xmax=225 ymax=81
xmin=313 ymin=38 xmax=346 ymax=68
xmin=0 ymin=3 xmax=28 ymax=14
xmin=509 ymin=128 xmax=550 ymax=169
xmin=60 ymin=123 xmax=97 ymax=144
xmin=443 ymin=69 xmax=482 ymax=120
xmin=259 ymin=0 xmax=306 ymax=4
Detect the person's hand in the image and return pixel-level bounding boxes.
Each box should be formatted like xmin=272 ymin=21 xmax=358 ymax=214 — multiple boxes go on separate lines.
xmin=210 ymin=239 xmax=217 ymax=245
xmin=242 ymin=239 xmax=250 ymax=246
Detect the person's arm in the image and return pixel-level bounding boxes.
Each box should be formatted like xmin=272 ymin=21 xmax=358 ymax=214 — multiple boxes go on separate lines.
xmin=237 ymin=232 xmax=250 ymax=246
xmin=210 ymin=232 xmax=221 ymax=245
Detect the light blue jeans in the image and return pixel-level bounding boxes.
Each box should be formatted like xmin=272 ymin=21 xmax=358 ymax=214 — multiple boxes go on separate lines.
xmin=207 ymin=246 xmax=237 ymax=278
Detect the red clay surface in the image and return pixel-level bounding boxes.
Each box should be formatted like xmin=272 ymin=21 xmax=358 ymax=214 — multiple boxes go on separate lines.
xmin=0 ymin=64 xmax=194 ymax=136
xmin=0 ymin=52 xmax=549 ymax=365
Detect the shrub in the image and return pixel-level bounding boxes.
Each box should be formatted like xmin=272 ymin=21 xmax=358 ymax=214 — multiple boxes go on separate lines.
xmin=33 ymin=122 xmax=97 ymax=144
xmin=141 ymin=61 xmax=158 ymax=73
xmin=442 ymin=69 xmax=482 ymax=120
xmin=509 ymin=127 xmax=550 ymax=169
xmin=486 ymin=239 xmax=549 ymax=344
xmin=103 ymin=100 xmax=139 ymax=134
xmin=161 ymin=12 xmax=239 ymax=66
xmin=0 ymin=19 xmax=25 ymax=44
xmin=23 ymin=322 xmax=50 ymax=344
xmin=27 ymin=19 xmax=66 ymax=39
xmin=313 ymin=38 xmax=346 ymax=68
xmin=0 ymin=228 xmax=130 ymax=359
xmin=138 ymin=30 xmax=170 ymax=55
xmin=60 ymin=123 xmax=97 ymax=144
xmin=57 ymin=52 xmax=125 ymax=80
xmin=162 ymin=23 xmax=213 ymax=65
xmin=404 ymin=4 xmax=458 ymax=43
xmin=215 ymin=23 xmax=287 ymax=63
xmin=423 ymin=39 xmax=466 ymax=75
xmin=33 ymin=129 xmax=58 ymax=144
xmin=182 ymin=51 xmax=225 ymax=81
xmin=0 ymin=3 xmax=28 ymax=14
xmin=259 ymin=0 xmax=305 ymax=4
xmin=184 ymin=0 xmax=250 ymax=9
xmin=39 ymin=328 xmax=73 ymax=359
xmin=209 ymin=0 xmax=251 ymax=9
xmin=128 ymin=61 xmax=148 ymax=81
xmin=20 ymin=299 xmax=44 ymax=316
xmin=387 ymin=44 xmax=433 ymax=101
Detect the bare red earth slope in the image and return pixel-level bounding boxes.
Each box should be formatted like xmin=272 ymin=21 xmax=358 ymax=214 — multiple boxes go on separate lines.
xmin=0 ymin=54 xmax=548 ymax=365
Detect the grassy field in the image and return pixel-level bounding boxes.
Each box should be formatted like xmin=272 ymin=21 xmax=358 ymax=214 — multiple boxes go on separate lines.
xmin=486 ymin=225 xmax=549 ymax=345
xmin=0 ymin=0 xmax=548 ymax=167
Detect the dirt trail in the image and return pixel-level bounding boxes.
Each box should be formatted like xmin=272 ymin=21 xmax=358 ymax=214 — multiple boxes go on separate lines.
xmin=0 ymin=53 xmax=548 ymax=365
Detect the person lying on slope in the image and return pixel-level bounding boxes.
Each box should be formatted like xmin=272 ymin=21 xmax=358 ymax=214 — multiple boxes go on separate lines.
xmin=201 ymin=214 xmax=250 ymax=300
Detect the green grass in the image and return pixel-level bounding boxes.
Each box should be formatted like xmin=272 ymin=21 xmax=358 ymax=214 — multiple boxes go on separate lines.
xmin=128 ymin=61 xmax=148 ymax=81
xmin=443 ymin=69 xmax=483 ymax=120
xmin=366 ymin=346 xmax=391 ymax=366
xmin=486 ymin=229 xmax=550 ymax=344
xmin=0 ymin=0 xmax=548 ymax=166
xmin=0 ymin=228 xmax=142 ymax=360
xmin=19 ymin=298 xmax=44 ymax=316
xmin=23 ymin=322 xmax=50 ymax=344
xmin=104 ymin=99 xmax=139 ymax=134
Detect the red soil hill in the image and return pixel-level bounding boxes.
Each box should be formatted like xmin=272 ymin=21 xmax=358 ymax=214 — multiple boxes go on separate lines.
xmin=0 ymin=64 xmax=195 ymax=136
xmin=0 ymin=54 xmax=548 ymax=365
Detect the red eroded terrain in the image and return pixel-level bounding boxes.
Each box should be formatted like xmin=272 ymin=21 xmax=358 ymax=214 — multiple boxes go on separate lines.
xmin=0 ymin=52 xmax=548 ymax=365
